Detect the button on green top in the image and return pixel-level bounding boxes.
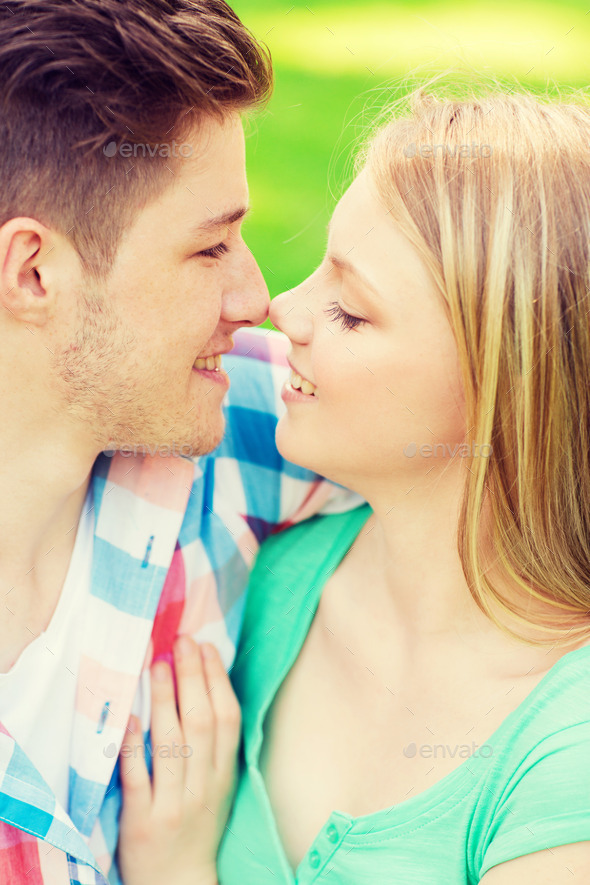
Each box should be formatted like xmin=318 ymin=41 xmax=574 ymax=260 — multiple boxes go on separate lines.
xmin=326 ymin=824 xmax=339 ymax=843
xmin=309 ymin=850 xmax=321 ymax=869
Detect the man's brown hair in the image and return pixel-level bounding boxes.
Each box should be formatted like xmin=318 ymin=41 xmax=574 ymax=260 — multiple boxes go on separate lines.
xmin=0 ymin=0 xmax=272 ymax=280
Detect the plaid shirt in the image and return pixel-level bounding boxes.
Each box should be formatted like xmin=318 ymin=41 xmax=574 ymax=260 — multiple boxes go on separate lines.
xmin=0 ymin=328 xmax=361 ymax=884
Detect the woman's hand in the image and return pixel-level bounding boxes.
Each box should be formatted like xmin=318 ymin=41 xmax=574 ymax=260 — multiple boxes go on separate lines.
xmin=116 ymin=636 xmax=241 ymax=885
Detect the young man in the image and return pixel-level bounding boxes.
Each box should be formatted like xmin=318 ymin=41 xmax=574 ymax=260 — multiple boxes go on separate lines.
xmin=0 ymin=2 xmax=359 ymax=882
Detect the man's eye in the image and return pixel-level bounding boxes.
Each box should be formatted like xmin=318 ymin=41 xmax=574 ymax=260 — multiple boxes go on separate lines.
xmin=197 ymin=242 xmax=229 ymax=259
xmin=325 ymin=302 xmax=366 ymax=331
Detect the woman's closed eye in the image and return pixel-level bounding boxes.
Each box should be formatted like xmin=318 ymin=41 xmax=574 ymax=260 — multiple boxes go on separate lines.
xmin=196 ymin=241 xmax=229 ymax=259
xmin=325 ymin=301 xmax=367 ymax=332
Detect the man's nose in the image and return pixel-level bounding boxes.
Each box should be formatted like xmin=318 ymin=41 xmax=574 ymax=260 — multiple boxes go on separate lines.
xmin=222 ymin=246 xmax=270 ymax=327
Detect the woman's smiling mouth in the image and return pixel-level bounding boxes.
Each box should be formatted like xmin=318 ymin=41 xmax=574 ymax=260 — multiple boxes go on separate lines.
xmin=289 ymin=370 xmax=317 ymax=396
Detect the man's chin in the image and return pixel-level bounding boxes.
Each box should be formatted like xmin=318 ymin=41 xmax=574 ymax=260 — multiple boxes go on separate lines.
xmin=106 ymin=414 xmax=226 ymax=461
xmin=183 ymin=416 xmax=226 ymax=460
xmin=110 ymin=433 xmax=225 ymax=461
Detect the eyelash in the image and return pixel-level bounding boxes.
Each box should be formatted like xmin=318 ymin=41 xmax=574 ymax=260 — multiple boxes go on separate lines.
xmin=325 ymin=301 xmax=366 ymax=332
xmin=197 ymin=242 xmax=229 ymax=259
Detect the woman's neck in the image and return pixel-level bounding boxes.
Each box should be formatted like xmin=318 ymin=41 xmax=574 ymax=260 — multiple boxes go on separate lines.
xmin=344 ymin=476 xmax=590 ymax=657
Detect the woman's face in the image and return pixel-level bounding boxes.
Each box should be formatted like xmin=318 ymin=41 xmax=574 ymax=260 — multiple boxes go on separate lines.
xmin=269 ymin=168 xmax=467 ymax=492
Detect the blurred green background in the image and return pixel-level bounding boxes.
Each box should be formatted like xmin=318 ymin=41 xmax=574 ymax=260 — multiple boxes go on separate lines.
xmin=231 ymin=0 xmax=590 ymax=316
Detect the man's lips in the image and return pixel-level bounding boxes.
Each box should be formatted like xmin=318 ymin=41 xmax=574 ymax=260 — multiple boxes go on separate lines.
xmin=194 ymin=354 xmax=223 ymax=371
xmin=193 ymin=343 xmax=234 ymax=372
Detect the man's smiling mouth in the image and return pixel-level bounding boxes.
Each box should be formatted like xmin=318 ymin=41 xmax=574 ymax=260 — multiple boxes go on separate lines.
xmin=193 ymin=354 xmax=223 ymax=371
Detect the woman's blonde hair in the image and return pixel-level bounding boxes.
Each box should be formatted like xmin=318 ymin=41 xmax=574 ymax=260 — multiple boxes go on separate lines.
xmin=364 ymin=87 xmax=590 ymax=648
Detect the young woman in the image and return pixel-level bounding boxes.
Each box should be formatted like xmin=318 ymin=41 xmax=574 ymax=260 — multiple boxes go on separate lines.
xmin=118 ymin=89 xmax=590 ymax=884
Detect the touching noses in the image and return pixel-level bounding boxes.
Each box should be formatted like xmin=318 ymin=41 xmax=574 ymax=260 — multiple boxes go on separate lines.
xmin=222 ymin=243 xmax=270 ymax=328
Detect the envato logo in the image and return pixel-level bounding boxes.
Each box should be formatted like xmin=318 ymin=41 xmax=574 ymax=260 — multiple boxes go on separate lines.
xmin=104 ymin=444 xmax=196 ymax=459
xmin=403 ymin=442 xmax=493 ymax=458
xmin=103 ymin=140 xmax=194 ymax=159
xmin=403 ymin=741 xmax=493 ymax=759
xmin=103 ymin=741 xmax=193 ymax=759
xmin=403 ymin=142 xmax=493 ymax=159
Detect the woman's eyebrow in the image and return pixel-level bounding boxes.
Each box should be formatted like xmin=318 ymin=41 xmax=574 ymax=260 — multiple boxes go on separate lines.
xmin=328 ymin=254 xmax=381 ymax=300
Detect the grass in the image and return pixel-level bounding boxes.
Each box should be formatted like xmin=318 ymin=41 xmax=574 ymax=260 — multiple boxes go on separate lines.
xmin=231 ymin=0 xmax=590 ymax=310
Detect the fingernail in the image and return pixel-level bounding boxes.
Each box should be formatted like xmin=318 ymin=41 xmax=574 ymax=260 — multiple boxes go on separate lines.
xmin=152 ymin=662 xmax=169 ymax=681
xmin=200 ymin=643 xmax=217 ymax=660
xmin=174 ymin=635 xmax=194 ymax=658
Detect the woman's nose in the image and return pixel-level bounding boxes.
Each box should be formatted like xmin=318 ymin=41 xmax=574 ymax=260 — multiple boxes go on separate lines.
xmin=269 ymin=286 xmax=314 ymax=343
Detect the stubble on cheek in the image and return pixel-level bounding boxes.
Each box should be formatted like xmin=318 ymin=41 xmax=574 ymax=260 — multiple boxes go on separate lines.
xmin=53 ymin=291 xmax=148 ymax=447
xmin=56 ymin=326 xmax=226 ymax=457
xmin=51 ymin=280 xmax=229 ymax=455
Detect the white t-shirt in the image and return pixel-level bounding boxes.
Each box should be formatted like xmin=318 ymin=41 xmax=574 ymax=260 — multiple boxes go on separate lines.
xmin=0 ymin=489 xmax=94 ymax=811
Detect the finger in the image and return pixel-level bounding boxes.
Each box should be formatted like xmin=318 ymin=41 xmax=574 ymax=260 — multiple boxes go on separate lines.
xmin=119 ymin=715 xmax=152 ymax=818
xmin=200 ymin=643 xmax=241 ymax=774
xmin=150 ymin=660 xmax=185 ymax=815
xmin=173 ymin=635 xmax=215 ymax=782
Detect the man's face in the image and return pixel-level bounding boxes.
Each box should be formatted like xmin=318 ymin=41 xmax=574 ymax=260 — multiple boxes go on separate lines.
xmin=55 ymin=113 xmax=269 ymax=458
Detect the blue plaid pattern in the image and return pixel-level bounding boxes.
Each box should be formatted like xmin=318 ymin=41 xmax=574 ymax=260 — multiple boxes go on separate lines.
xmin=0 ymin=328 xmax=362 ymax=884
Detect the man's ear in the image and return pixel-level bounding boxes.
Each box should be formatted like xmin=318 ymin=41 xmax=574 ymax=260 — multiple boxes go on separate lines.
xmin=0 ymin=217 xmax=58 ymax=327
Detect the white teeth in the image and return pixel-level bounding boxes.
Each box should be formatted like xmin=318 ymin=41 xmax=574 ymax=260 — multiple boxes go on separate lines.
xmin=194 ymin=354 xmax=223 ymax=371
xmin=290 ymin=369 xmax=316 ymax=395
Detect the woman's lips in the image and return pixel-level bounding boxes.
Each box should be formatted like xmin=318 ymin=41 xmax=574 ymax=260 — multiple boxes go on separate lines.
xmin=289 ymin=370 xmax=316 ymax=396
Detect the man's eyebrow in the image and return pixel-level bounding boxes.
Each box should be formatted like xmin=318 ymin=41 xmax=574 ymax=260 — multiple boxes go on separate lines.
xmin=328 ymin=254 xmax=380 ymax=299
xmin=189 ymin=206 xmax=250 ymax=234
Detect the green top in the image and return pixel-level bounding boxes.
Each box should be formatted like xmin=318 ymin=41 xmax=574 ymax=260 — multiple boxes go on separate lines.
xmin=217 ymin=505 xmax=590 ymax=884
